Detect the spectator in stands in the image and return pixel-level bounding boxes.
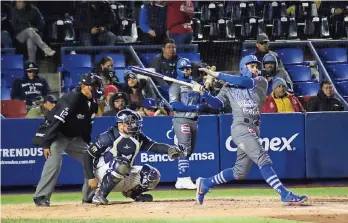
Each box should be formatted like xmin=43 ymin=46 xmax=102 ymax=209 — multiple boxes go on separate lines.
xmin=150 ymin=39 xmax=179 ymax=85
xmin=262 ymin=78 xmax=304 ymax=113
xmin=253 ymin=34 xmax=283 ymax=69
xmin=167 ymin=1 xmax=194 ymax=44
xmin=262 ymin=52 xmax=293 ymax=94
xmin=138 ymin=98 xmax=168 ymax=116
xmin=11 ymin=60 xmax=51 ymax=108
xmin=11 ymin=1 xmax=55 ymax=62
xmin=26 ymin=94 xmax=57 ymax=118
xmin=139 ymin=1 xmax=168 ymax=44
xmin=1 ymin=1 xmax=13 ymax=48
xmin=102 ymin=92 xmax=128 ymax=116
xmin=76 ymin=1 xmax=121 ymax=46
xmin=94 ymin=56 xmax=119 ymax=87
xmin=307 ymin=80 xmax=344 ymax=112
xmin=121 ymin=71 xmax=157 ymax=111
xmin=98 ymin=85 xmax=118 ymax=116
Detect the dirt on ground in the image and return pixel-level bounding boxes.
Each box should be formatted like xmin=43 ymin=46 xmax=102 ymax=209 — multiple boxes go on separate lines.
xmin=2 ymin=197 xmax=348 ymax=223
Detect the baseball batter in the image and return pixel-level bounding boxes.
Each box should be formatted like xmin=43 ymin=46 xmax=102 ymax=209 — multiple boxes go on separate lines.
xmin=194 ymin=55 xmax=308 ymax=206
xmin=83 ymin=109 xmax=185 ymax=205
xmin=169 ymin=58 xmax=203 ymax=189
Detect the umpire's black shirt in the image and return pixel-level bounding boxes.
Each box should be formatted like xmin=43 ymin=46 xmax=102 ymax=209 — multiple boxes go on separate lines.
xmin=41 ymin=89 xmax=98 ymax=148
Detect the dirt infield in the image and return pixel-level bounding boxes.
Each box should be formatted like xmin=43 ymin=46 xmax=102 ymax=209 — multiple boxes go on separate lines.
xmin=2 ymin=197 xmax=348 ymax=222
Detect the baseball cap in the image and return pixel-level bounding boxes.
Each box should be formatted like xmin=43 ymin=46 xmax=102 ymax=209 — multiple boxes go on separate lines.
xmin=25 ymin=60 xmax=39 ymax=72
xmin=104 ymin=85 xmax=118 ymax=97
xmin=143 ymin=98 xmax=157 ymax=109
xmin=257 ymin=33 xmax=269 ymax=43
xmin=43 ymin=94 xmax=57 ymax=104
xmin=114 ymin=92 xmax=127 ymax=100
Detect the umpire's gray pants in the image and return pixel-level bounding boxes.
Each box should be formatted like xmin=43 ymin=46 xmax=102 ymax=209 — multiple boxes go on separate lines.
xmin=231 ymin=123 xmax=272 ymax=179
xmin=16 ymin=28 xmax=49 ymax=62
xmin=173 ymin=117 xmax=198 ymax=156
xmin=34 ymin=133 xmax=93 ymax=201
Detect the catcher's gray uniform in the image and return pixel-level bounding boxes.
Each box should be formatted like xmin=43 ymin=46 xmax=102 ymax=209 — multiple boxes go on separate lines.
xmin=169 ymin=83 xmax=201 ymax=156
xmin=217 ymin=76 xmax=272 ymax=179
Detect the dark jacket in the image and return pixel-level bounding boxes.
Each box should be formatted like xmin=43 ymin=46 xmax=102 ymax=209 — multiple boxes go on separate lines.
xmin=139 ymin=3 xmax=167 ymax=35
xmin=42 ymin=88 xmax=98 ymax=148
xmin=11 ymin=74 xmax=51 ymax=106
xmin=75 ymin=1 xmax=116 ymax=32
xmin=307 ymin=90 xmax=344 ymax=112
xmin=11 ymin=3 xmax=45 ymax=35
xmin=150 ymin=53 xmax=180 ymax=85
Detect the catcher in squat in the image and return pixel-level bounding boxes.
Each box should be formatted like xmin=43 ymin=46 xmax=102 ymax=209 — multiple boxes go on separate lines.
xmin=83 ymin=109 xmax=186 ymax=205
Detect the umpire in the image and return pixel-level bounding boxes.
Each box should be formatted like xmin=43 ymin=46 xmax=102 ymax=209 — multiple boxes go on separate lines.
xmin=33 ymin=73 xmax=102 ymax=207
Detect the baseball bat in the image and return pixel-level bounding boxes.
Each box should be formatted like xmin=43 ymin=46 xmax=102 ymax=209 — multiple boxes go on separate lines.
xmin=130 ymin=66 xmax=194 ymax=88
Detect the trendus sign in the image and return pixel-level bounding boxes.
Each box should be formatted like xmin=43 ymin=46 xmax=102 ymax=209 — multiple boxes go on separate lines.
xmin=225 ymin=133 xmax=299 ymax=152
xmin=0 ymin=148 xmax=44 ymax=157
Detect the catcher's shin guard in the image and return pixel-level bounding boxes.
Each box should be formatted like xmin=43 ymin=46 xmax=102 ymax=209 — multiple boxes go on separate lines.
xmin=93 ymin=171 xmax=123 ymax=205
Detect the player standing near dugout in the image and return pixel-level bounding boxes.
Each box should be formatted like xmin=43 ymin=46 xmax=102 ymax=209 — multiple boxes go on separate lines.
xmin=194 ymin=55 xmax=308 ymax=206
xmin=33 ymin=73 xmax=103 ymax=207
xmin=169 ymin=58 xmax=205 ymax=190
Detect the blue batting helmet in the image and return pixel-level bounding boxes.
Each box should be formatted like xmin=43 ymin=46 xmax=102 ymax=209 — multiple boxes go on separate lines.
xmin=176 ymin=58 xmax=192 ymax=79
xmin=239 ymin=55 xmax=261 ymax=78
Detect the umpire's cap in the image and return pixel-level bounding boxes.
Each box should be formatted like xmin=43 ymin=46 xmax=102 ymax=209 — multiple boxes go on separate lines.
xmin=79 ymin=72 xmax=102 ymax=87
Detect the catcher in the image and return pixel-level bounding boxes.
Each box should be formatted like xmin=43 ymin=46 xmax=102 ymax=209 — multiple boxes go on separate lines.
xmin=83 ymin=108 xmax=186 ymax=205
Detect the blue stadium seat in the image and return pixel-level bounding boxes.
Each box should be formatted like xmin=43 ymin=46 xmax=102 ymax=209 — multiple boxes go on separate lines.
xmin=62 ymin=54 xmax=92 ymax=69
xmin=293 ymin=82 xmax=320 ymax=96
xmin=242 ymin=49 xmax=255 ymax=57
xmin=95 ymin=53 xmax=126 ymax=68
xmin=285 ymin=65 xmax=312 ymax=82
xmin=177 ymin=53 xmax=201 ymax=62
xmin=139 ymin=53 xmax=158 ymax=67
xmin=1 ymin=55 xmax=24 ymax=70
xmin=317 ymin=48 xmax=347 ymax=63
xmin=115 ymin=68 xmax=125 ymax=83
xmin=335 ymin=81 xmax=348 ymax=97
xmin=1 ymin=70 xmax=25 ymax=87
xmin=326 ymin=64 xmax=348 ymax=81
xmin=274 ymin=48 xmax=305 ymax=65
xmin=63 ymin=68 xmax=92 ymax=92
xmin=1 ymin=87 xmax=11 ymax=100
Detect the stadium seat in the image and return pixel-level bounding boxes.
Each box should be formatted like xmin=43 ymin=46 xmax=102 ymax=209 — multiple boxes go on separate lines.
xmin=115 ymin=68 xmax=126 ymax=83
xmin=242 ymin=49 xmax=255 ymax=57
xmin=326 ymin=64 xmax=348 ymax=81
xmin=1 ymin=55 xmax=24 ymax=70
xmin=1 ymin=70 xmax=25 ymax=87
xmin=61 ymin=54 xmax=92 ymax=69
xmin=293 ymin=82 xmax=320 ymax=96
xmin=95 ymin=53 xmax=126 ymax=68
xmin=317 ymin=48 xmax=347 ymax=63
xmin=1 ymin=100 xmax=27 ymax=118
xmin=274 ymin=48 xmax=306 ymax=65
xmin=139 ymin=53 xmax=158 ymax=67
xmin=1 ymin=87 xmax=11 ymax=100
xmin=63 ymin=67 xmax=92 ymax=92
xmin=177 ymin=53 xmax=201 ymax=62
xmin=285 ymin=65 xmax=312 ymax=82
xmin=335 ymin=81 xmax=348 ymax=97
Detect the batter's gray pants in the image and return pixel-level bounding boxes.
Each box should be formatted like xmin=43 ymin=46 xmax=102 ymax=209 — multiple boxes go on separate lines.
xmin=16 ymin=28 xmax=50 ymax=62
xmin=34 ymin=133 xmax=93 ymax=201
xmin=173 ymin=117 xmax=198 ymax=156
xmin=231 ymin=123 xmax=272 ymax=179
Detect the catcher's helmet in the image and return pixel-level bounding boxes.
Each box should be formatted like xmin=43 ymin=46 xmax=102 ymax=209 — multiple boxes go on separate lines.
xmin=116 ymin=109 xmax=143 ymax=135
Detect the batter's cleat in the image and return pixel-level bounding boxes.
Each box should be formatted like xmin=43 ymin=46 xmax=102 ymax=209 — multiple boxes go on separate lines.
xmin=33 ymin=196 xmax=50 ymax=207
xmin=196 ymin=177 xmax=210 ymax=205
xmin=175 ymin=177 xmax=196 ymax=190
xmin=133 ymin=194 xmax=153 ymax=202
xmin=281 ymin=191 xmax=308 ymax=206
xmin=92 ymin=190 xmax=109 ymax=205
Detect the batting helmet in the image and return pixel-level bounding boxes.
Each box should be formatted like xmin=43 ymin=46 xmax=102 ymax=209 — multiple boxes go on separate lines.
xmin=176 ymin=58 xmax=192 ymax=80
xmin=239 ymin=55 xmax=261 ymax=78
